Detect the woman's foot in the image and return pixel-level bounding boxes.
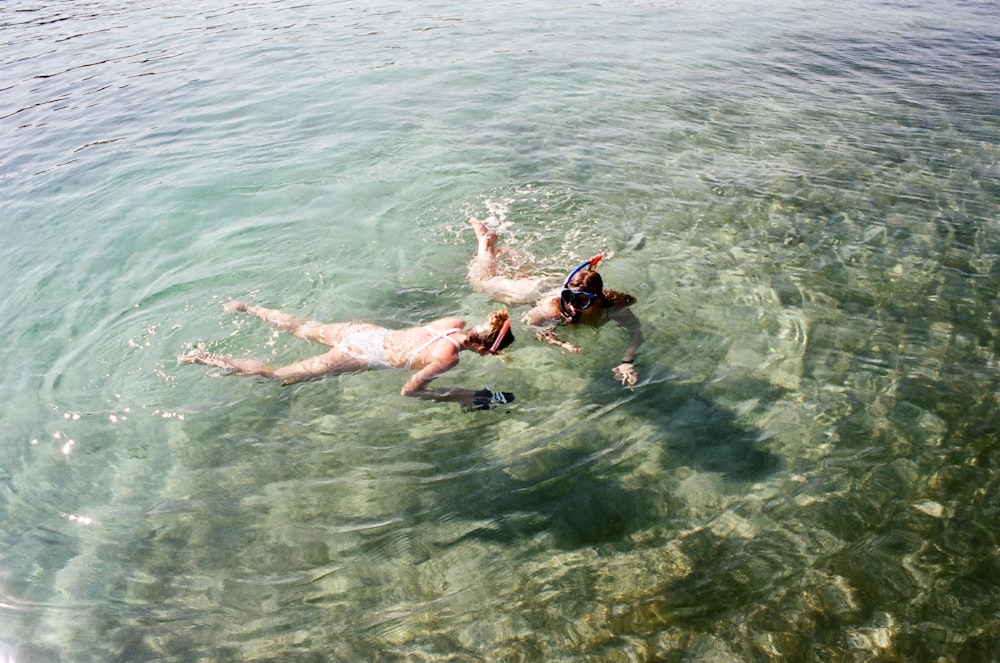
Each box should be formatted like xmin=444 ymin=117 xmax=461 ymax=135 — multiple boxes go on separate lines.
xmin=177 ymin=344 xmax=210 ymax=365
xmin=177 ymin=345 xmax=237 ymax=371
xmin=470 ymin=218 xmax=498 ymax=258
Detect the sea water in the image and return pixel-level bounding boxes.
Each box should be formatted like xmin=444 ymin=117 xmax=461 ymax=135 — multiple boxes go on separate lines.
xmin=1 ymin=1 xmax=999 ymax=660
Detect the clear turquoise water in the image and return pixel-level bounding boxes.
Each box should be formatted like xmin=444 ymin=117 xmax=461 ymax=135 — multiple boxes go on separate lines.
xmin=2 ymin=1 xmax=999 ymax=660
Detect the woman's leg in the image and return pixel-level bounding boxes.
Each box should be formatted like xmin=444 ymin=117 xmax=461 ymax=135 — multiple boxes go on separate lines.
xmin=226 ymin=301 xmax=345 ymax=345
xmin=468 ymin=218 xmax=500 ymax=283
xmin=178 ymin=346 xmax=274 ymax=377
xmin=269 ymin=348 xmax=366 ymax=385
xmin=468 ymin=219 xmax=546 ymax=306
xmin=179 ymin=346 xmax=366 ymax=385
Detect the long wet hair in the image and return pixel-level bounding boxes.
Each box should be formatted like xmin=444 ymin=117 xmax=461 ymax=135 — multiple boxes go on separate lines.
xmin=466 ymin=309 xmax=515 ymax=353
xmin=567 ymin=270 xmax=636 ymax=308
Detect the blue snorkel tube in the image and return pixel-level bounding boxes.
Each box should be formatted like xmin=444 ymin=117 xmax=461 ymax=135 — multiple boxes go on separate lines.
xmin=561 ymin=254 xmax=604 ymax=289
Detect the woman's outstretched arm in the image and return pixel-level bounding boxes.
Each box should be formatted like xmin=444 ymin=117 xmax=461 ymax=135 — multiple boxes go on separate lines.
xmin=400 ymin=357 xmax=472 ymax=403
xmin=400 ymin=357 xmax=512 ymax=410
xmin=609 ymin=307 xmax=643 ymax=386
xmin=534 ymin=328 xmax=581 ymax=353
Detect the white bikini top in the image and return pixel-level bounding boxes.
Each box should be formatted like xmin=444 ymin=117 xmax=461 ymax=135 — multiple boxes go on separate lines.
xmin=404 ymin=326 xmax=463 ymax=369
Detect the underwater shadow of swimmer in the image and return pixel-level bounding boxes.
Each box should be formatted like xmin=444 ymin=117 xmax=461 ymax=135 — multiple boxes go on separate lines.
xmin=626 ymin=373 xmax=785 ymax=482
xmin=179 ymin=357 xmax=781 ymax=552
xmin=409 ymin=374 xmax=782 ymax=550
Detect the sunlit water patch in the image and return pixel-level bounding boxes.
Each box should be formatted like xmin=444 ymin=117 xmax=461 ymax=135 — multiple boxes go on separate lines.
xmin=2 ymin=0 xmax=999 ymax=661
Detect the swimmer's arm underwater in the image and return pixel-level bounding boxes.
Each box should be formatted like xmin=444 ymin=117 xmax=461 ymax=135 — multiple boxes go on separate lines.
xmin=534 ymin=328 xmax=581 ymax=353
xmin=522 ymin=299 xmax=581 ymax=353
xmin=609 ymin=307 xmax=643 ymax=386
xmin=401 ymin=359 xmax=513 ymax=410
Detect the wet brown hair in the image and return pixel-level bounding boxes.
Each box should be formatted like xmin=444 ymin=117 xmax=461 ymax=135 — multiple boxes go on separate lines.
xmin=466 ymin=309 xmax=515 ymax=353
xmin=567 ymin=270 xmax=636 ymax=308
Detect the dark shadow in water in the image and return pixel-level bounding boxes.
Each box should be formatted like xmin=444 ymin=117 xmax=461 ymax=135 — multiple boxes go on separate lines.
xmin=176 ymin=343 xmax=781 ymax=553
xmin=89 ymin=361 xmax=785 ymax=661
xmin=628 ymin=375 xmax=784 ymax=481
xmin=399 ymin=374 xmax=782 ymax=550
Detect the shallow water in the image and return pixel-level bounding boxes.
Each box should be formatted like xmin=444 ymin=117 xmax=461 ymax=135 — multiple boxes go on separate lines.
xmin=2 ymin=0 xmax=999 ymax=660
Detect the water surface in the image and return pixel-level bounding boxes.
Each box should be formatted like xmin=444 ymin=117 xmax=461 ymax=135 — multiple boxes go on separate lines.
xmin=2 ymin=1 xmax=999 ymax=660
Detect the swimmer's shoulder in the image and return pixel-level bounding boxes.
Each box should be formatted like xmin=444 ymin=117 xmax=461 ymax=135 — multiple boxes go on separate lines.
xmin=426 ymin=316 xmax=467 ymax=331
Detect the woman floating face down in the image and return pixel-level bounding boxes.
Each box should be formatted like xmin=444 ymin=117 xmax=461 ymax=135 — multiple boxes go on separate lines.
xmin=468 ymin=218 xmax=642 ymax=387
xmin=179 ymin=302 xmax=515 ymax=411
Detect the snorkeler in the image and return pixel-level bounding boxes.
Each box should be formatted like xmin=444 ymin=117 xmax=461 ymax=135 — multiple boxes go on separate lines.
xmin=469 ymin=219 xmax=643 ymax=387
xmin=179 ymin=301 xmax=515 ymax=410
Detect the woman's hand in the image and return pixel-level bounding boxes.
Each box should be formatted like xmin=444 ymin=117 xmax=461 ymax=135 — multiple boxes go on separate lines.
xmin=612 ymin=362 xmax=638 ymax=387
xmin=535 ymin=329 xmax=580 ymax=353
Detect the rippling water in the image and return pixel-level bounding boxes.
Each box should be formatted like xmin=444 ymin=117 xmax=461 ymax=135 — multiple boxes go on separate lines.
xmin=2 ymin=1 xmax=999 ymax=660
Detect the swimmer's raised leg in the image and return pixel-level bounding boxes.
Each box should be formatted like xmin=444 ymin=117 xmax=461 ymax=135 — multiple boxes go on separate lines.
xmin=468 ymin=218 xmax=547 ymax=306
xmin=469 ymin=218 xmax=499 ymax=280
